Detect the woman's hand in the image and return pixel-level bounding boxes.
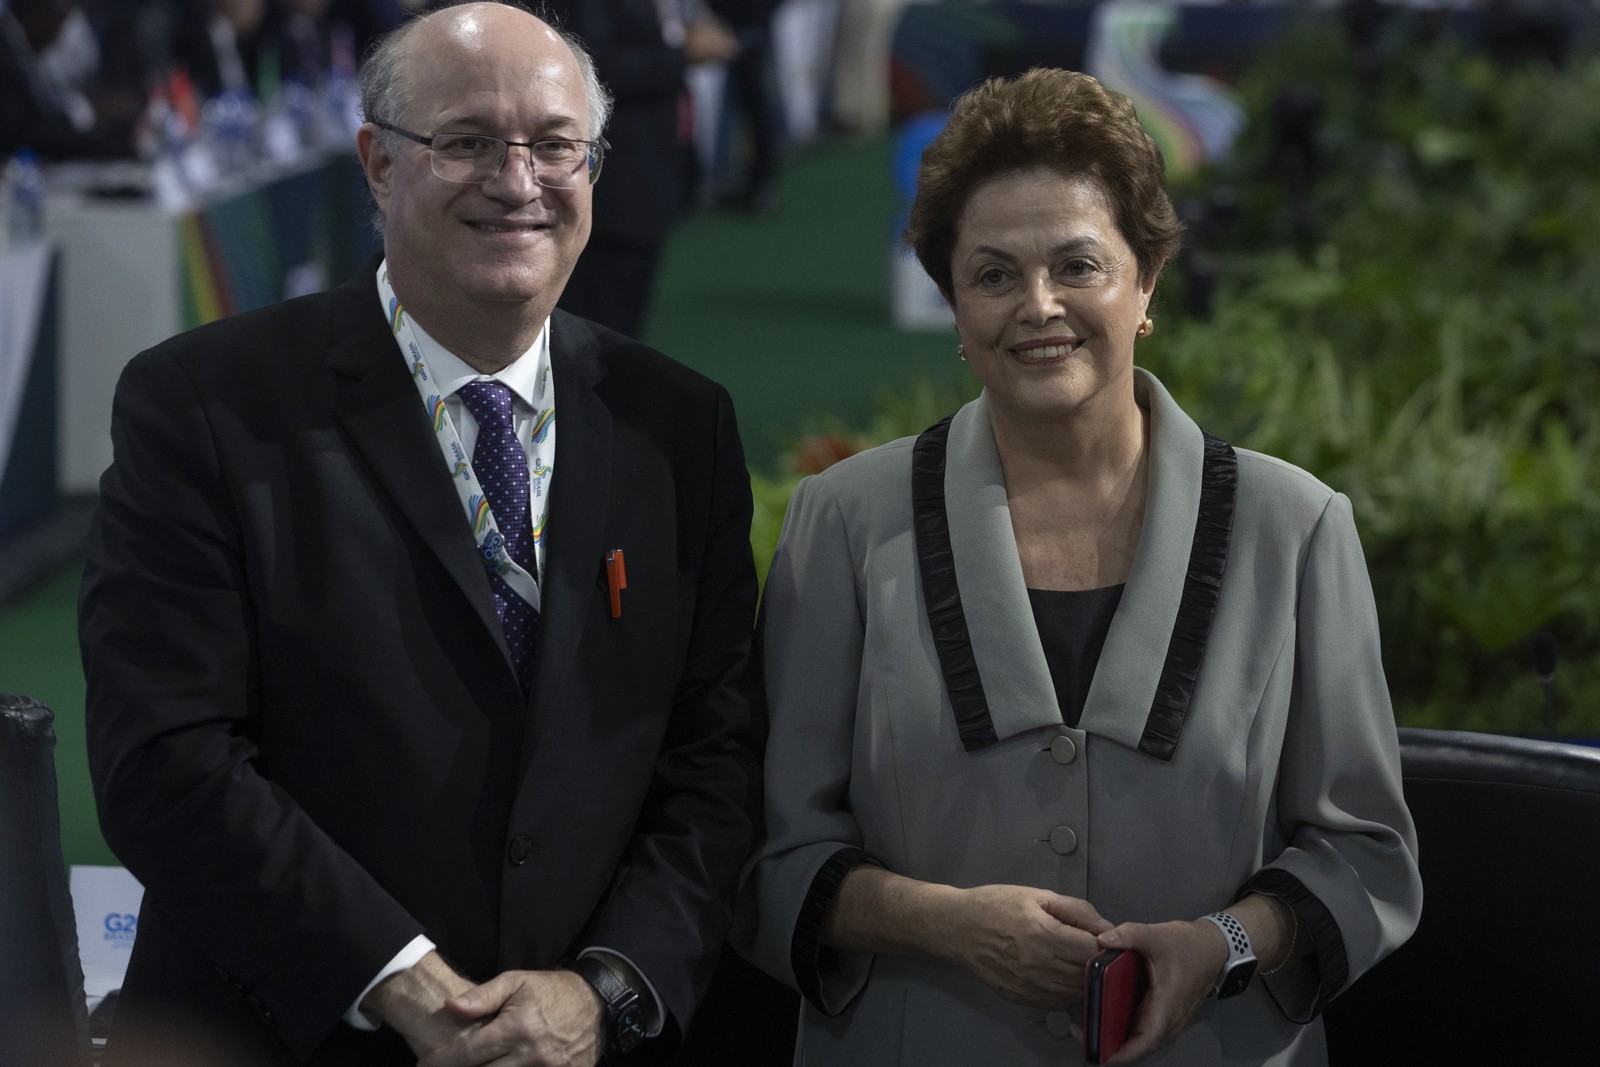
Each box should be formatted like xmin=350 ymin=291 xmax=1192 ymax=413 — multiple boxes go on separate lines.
xmin=1091 ymin=919 xmax=1227 ymax=1064
xmin=823 ymin=869 xmax=1110 ymax=1010
xmin=941 ymin=884 xmax=1112 ymax=1010
xmin=1092 ymin=893 xmax=1297 ymax=1063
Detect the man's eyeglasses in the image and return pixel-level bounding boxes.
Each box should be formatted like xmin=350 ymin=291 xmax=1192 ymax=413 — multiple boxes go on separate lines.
xmin=375 ymin=121 xmax=608 ymax=188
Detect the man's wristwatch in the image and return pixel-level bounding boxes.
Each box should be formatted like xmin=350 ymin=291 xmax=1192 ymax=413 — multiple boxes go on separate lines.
xmin=1200 ymin=912 xmax=1258 ymax=999
xmin=567 ymin=956 xmax=647 ymax=1055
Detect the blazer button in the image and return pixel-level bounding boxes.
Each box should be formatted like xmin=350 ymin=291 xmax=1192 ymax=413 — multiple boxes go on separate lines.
xmin=507 ymin=834 xmax=534 ymax=867
xmin=1045 ymin=1011 xmax=1074 ymax=1038
xmin=1048 ymin=825 xmax=1078 ymax=855
xmin=1049 ymin=735 xmax=1078 ymax=765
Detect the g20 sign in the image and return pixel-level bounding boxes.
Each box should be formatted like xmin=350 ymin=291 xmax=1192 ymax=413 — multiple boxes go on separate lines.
xmin=104 ymin=912 xmax=138 ymax=942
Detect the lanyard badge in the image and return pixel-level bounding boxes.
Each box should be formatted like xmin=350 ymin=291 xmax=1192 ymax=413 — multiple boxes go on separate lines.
xmin=377 ymin=263 xmax=548 ymax=613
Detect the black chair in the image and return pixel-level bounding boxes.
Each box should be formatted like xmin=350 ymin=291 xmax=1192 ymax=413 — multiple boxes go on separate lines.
xmin=0 ymin=693 xmax=92 ymax=1067
xmin=1326 ymin=727 xmax=1600 ymax=1065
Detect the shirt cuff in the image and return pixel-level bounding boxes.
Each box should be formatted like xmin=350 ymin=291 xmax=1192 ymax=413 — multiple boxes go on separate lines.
xmin=344 ymin=934 xmax=437 ymax=1031
xmin=577 ymin=947 xmax=666 ymax=1038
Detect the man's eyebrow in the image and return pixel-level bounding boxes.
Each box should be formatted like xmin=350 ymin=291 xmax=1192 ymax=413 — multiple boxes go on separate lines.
xmin=434 ymin=114 xmax=588 ymax=137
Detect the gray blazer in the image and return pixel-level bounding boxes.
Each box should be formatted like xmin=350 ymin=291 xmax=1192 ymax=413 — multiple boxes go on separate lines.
xmin=736 ymin=369 xmax=1422 ymax=1066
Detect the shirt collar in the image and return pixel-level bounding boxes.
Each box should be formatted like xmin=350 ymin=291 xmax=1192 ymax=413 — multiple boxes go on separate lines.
xmin=405 ymin=310 xmax=551 ymax=411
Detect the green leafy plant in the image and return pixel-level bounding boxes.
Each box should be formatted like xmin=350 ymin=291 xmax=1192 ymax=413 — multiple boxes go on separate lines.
xmin=1151 ymin=24 xmax=1600 ymax=730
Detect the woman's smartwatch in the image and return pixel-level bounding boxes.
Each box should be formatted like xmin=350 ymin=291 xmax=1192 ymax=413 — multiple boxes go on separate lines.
xmin=1200 ymin=912 xmax=1258 ymax=998
xmin=567 ymin=955 xmax=647 ymax=1055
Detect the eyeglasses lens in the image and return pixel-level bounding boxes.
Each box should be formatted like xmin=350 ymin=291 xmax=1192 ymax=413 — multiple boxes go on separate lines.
xmin=428 ymin=134 xmax=599 ymax=188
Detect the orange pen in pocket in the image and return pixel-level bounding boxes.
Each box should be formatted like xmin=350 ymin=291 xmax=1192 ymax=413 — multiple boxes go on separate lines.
xmin=606 ymin=549 xmax=627 ymax=618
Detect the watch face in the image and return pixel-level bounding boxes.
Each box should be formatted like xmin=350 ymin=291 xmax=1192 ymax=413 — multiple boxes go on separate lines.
xmin=613 ymin=1002 xmax=646 ymax=1052
xmin=1217 ymin=959 xmax=1258 ymax=999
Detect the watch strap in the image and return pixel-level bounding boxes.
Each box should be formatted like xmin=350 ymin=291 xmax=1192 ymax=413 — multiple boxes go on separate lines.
xmin=566 ymin=955 xmax=644 ymax=1053
xmin=1200 ymin=911 xmax=1257 ymax=998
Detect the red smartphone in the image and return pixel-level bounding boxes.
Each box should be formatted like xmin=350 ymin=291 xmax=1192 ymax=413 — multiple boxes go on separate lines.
xmin=1084 ymin=948 xmax=1149 ymax=1064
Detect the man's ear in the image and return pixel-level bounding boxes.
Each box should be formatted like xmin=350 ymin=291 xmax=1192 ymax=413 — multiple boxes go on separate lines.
xmin=356 ymin=124 xmax=393 ymax=213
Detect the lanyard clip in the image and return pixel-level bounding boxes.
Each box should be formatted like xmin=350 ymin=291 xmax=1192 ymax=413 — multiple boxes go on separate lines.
xmin=606 ymin=549 xmax=627 ymax=619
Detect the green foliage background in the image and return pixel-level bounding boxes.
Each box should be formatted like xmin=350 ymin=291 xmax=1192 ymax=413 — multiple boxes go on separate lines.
xmin=752 ymin=27 xmax=1600 ymax=735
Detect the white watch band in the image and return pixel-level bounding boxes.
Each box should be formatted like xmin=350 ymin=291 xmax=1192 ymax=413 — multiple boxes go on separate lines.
xmin=1201 ymin=911 xmax=1257 ymax=998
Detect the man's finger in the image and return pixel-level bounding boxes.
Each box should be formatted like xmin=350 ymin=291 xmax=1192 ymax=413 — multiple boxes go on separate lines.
xmin=446 ymin=973 xmax=518 ymax=1021
xmin=477 ymin=1056 xmax=527 ymax=1067
xmin=418 ymin=1019 xmax=517 ymax=1067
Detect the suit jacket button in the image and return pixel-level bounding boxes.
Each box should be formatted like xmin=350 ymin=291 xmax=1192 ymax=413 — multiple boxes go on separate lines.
xmin=507 ymin=834 xmax=534 ymax=867
xmin=1050 ymin=735 xmax=1078 ymax=765
xmin=1048 ymin=825 xmax=1078 ymax=855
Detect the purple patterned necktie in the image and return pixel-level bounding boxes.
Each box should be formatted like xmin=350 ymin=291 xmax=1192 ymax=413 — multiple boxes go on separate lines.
xmin=458 ymin=380 xmax=538 ymax=692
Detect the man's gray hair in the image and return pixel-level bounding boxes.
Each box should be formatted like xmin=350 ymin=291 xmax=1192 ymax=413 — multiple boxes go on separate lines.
xmin=359 ymin=1 xmax=615 ymax=142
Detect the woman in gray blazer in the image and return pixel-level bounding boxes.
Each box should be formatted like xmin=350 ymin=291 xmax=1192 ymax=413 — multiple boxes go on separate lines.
xmin=736 ymin=69 xmax=1422 ymax=1066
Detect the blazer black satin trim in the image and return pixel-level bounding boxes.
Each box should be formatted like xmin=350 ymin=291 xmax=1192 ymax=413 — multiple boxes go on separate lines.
xmin=912 ymin=416 xmax=998 ymax=751
xmin=1238 ymin=866 xmax=1349 ymax=1022
xmin=1137 ymin=431 xmax=1237 ymax=761
xmin=913 ymin=417 xmax=1238 ymax=760
xmin=791 ymin=847 xmax=873 ymax=1014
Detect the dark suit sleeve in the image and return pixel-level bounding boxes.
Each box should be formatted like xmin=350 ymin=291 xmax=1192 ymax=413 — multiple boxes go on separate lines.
xmin=578 ymin=384 xmax=763 ymax=1048
xmin=78 ymin=347 xmax=424 ymax=1059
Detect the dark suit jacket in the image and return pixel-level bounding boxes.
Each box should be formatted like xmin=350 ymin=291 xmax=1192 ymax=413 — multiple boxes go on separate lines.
xmin=79 ymin=261 xmax=762 ymax=1066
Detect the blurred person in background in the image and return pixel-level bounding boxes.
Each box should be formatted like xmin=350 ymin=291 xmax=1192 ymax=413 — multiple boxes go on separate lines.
xmin=258 ymin=0 xmax=394 ymax=87
xmin=543 ymin=0 xmax=741 ymax=339
xmin=79 ymin=4 xmax=760 ymax=1066
xmin=171 ymin=0 xmax=265 ymax=97
xmin=708 ymin=0 xmax=778 ymax=212
xmin=264 ymin=0 xmax=335 ymax=86
xmin=829 ymin=0 xmax=904 ymax=136
xmin=737 ymin=68 xmax=1421 ymax=1066
xmin=1 ymin=0 xmax=137 ymax=158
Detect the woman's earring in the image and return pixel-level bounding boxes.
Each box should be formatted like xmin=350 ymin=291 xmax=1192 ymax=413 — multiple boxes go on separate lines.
xmin=957 ymin=343 xmax=968 ymax=361
xmin=1137 ymin=317 xmax=1155 ymax=339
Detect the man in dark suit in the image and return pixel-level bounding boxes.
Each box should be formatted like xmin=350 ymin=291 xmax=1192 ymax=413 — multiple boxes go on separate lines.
xmin=78 ymin=4 xmax=760 ymax=1066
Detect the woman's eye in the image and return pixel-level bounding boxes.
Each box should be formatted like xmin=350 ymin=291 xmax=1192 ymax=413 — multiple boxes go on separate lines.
xmin=978 ymin=268 xmax=1008 ymax=286
xmin=1061 ymin=258 xmax=1095 ymax=277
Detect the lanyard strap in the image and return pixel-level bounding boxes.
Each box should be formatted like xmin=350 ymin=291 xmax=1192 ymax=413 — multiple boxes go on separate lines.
xmin=378 ymin=263 xmax=546 ymax=613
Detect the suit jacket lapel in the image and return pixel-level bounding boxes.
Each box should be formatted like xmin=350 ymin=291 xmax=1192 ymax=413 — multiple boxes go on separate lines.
xmin=1077 ymin=370 xmax=1205 ymax=752
xmin=528 ymin=311 xmax=613 ymax=710
xmin=943 ymin=397 xmax=1065 ymax=742
xmin=324 ymin=266 xmax=513 ymax=673
xmin=942 ymin=372 xmax=1204 ymax=752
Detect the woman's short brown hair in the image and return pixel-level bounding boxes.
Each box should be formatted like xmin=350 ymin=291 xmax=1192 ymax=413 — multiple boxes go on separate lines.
xmin=907 ymin=68 xmax=1183 ymax=297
